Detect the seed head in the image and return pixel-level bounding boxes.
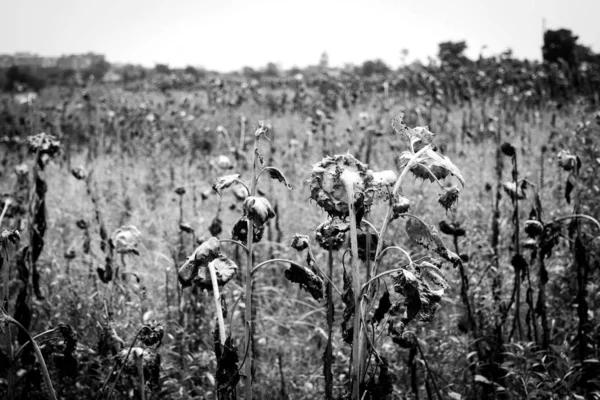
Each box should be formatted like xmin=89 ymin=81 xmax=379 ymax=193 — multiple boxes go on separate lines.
xmin=231 ymin=217 xmax=265 ymax=244
xmin=315 ymin=219 xmax=350 ymax=250
xmin=291 ymin=234 xmax=310 ymax=252
xmin=438 ymin=185 xmax=460 ymax=210
xmin=524 ymin=220 xmax=544 ymax=238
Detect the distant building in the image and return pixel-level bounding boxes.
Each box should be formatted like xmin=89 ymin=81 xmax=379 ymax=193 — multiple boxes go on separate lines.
xmin=0 ymin=52 xmax=105 ymax=70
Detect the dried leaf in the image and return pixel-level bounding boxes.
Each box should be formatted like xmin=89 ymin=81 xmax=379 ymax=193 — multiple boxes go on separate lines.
xmin=194 ymin=255 xmax=238 ymax=290
xmin=284 ymin=262 xmax=323 ymax=301
xmin=178 ymin=237 xmax=220 ymax=287
xmin=266 ymin=167 xmax=293 ymax=190
xmin=371 ymin=291 xmax=392 ymax=324
xmin=212 ymin=174 xmax=241 ymax=196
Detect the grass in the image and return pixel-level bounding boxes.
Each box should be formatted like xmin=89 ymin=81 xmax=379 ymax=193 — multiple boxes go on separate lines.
xmin=0 ymin=82 xmax=599 ymax=399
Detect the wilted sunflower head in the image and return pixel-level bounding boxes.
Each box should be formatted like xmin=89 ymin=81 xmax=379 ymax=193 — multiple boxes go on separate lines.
xmin=291 ymin=234 xmax=311 ymax=252
xmin=315 ymin=219 xmax=350 ymax=250
xmin=438 ymin=185 xmax=460 ymax=211
xmin=556 ymin=150 xmax=579 ymax=172
xmin=243 ymin=196 xmax=275 ymax=227
xmin=309 ymin=153 xmax=396 ymax=219
xmin=178 ymin=237 xmax=220 ymax=287
xmin=112 ymin=225 xmax=142 ymax=255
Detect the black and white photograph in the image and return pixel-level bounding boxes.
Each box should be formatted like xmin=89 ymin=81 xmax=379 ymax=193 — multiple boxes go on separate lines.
xmin=1 ymin=0 xmax=600 ymax=399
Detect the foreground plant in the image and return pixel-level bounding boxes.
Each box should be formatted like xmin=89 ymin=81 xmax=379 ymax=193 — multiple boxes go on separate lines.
xmin=308 ymin=116 xmax=465 ymax=399
xmin=178 ymin=121 xmax=315 ymax=400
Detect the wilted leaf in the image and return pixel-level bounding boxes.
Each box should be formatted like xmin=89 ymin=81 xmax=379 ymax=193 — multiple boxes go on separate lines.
xmin=284 ymin=262 xmax=323 ymax=301
xmin=194 ymin=255 xmax=238 ymax=290
xmin=424 ymin=148 xmax=465 ymax=187
xmin=371 ymin=290 xmax=392 ymax=324
xmin=341 ymin=270 xmax=355 ymax=344
xmin=231 ymin=217 xmax=264 ymax=244
xmin=266 ymin=167 xmax=293 ymax=190
xmin=213 ymin=174 xmax=241 ymax=196
xmin=178 ymin=237 xmax=220 ymax=287
xmin=416 ymin=261 xmax=449 ymax=291
xmin=214 ymin=335 xmax=240 ymax=399
xmin=392 ymin=268 xmax=444 ymax=324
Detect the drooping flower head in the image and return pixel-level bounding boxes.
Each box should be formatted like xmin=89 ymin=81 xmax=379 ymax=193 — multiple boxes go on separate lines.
xmin=309 ymin=153 xmax=397 ymax=219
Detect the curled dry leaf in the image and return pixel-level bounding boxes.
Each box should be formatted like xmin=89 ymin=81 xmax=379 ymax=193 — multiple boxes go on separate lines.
xmin=392 ymin=268 xmax=444 ymax=323
xmin=112 ymin=225 xmax=142 ymax=255
xmin=266 ymin=167 xmax=294 ymax=190
xmin=178 ymin=237 xmax=220 ymax=287
xmin=243 ymin=196 xmax=275 ymax=227
xmin=371 ymin=290 xmax=392 ymax=324
xmin=406 ymin=217 xmax=461 ymax=267
xmin=213 ymin=174 xmax=241 ymax=196
xmin=284 ymin=262 xmax=323 ymax=301
xmin=194 ymin=255 xmax=238 ymax=291
xmin=341 ymin=270 xmax=355 ymax=344
xmin=231 ymin=217 xmax=264 ymax=244
xmin=214 ymin=335 xmax=240 ymax=399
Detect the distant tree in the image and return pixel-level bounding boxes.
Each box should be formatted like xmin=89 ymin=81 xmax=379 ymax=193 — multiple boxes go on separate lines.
xmin=263 ymin=62 xmax=280 ymax=78
xmin=357 ymin=59 xmax=390 ymax=77
xmin=287 ymin=66 xmax=303 ymax=77
xmin=184 ymin=65 xmax=206 ymax=79
xmin=4 ymin=66 xmax=45 ymax=91
xmin=83 ymin=59 xmax=111 ymax=80
xmin=541 ymin=28 xmax=599 ymax=68
xmin=319 ymin=52 xmax=329 ymax=70
xmin=242 ymin=66 xmax=261 ymax=80
xmin=438 ymin=41 xmax=470 ymax=67
xmin=154 ymin=63 xmax=171 ymax=74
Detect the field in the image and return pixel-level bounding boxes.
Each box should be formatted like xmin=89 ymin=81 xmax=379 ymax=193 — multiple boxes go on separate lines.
xmin=1 ymin=63 xmax=600 ymax=400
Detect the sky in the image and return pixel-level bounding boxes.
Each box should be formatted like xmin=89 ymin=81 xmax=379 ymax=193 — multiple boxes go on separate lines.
xmin=1 ymin=0 xmax=599 ymax=72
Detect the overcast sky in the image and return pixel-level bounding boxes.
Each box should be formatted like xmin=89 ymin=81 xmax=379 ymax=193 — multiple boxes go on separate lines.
xmin=1 ymin=0 xmax=599 ymax=71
